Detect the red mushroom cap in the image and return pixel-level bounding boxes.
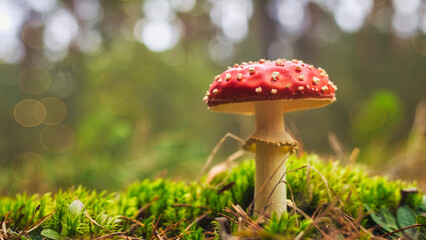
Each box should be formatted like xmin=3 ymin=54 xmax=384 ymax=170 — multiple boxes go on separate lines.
xmin=203 ymin=59 xmax=337 ymax=114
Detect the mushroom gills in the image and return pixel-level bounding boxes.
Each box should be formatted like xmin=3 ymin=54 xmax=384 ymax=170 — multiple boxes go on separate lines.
xmin=209 ymin=99 xmax=334 ymax=115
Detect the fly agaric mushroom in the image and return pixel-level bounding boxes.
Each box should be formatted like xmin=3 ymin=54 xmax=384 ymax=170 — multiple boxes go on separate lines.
xmin=203 ymin=59 xmax=337 ymax=217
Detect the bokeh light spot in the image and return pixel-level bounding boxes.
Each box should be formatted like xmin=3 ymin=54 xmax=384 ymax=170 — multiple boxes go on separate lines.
xmin=277 ymin=0 xmax=306 ymax=35
xmin=103 ymin=94 xmax=138 ymax=116
xmin=334 ymin=0 xmax=366 ymax=33
xmin=44 ymin=8 xmax=79 ymax=52
xmin=96 ymin=75 xmax=138 ymax=115
xmin=0 ymin=0 xmax=26 ymax=34
xmin=170 ymin=0 xmax=196 ymax=12
xmin=11 ymin=152 xmax=48 ymax=183
xmin=95 ymin=73 xmax=117 ymax=97
xmin=0 ymin=37 xmax=25 ymax=64
xmin=209 ymin=39 xmax=235 ymax=65
xmin=210 ymin=0 xmax=253 ymax=43
xmin=44 ymin=47 xmax=69 ymax=62
xmin=40 ymin=97 xmax=67 ymax=125
xmin=75 ymin=0 xmax=101 ymax=22
xmin=138 ymin=19 xmax=182 ymax=52
xmin=47 ymin=72 xmax=77 ymax=97
xmin=24 ymin=0 xmax=56 ymax=13
xmin=101 ymin=84 xmax=133 ymax=104
xmin=143 ymin=0 xmax=173 ymax=20
xmin=76 ymin=29 xmax=103 ymax=54
xmin=22 ymin=24 xmax=44 ymax=49
xmin=40 ymin=124 xmax=75 ymax=153
xmin=392 ymin=0 xmax=421 ymax=15
xmin=349 ymin=100 xmax=387 ymax=131
xmin=14 ymin=99 xmax=46 ymax=127
xmin=392 ymin=12 xmax=419 ymax=39
xmin=18 ymin=66 xmax=51 ymax=94
xmin=222 ymin=17 xmax=249 ymax=43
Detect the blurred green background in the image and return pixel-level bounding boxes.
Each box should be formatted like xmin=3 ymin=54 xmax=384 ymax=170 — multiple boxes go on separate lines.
xmin=0 ymin=0 xmax=425 ymax=195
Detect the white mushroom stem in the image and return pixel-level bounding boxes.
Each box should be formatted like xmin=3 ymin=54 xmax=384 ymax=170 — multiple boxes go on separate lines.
xmin=254 ymin=101 xmax=288 ymax=216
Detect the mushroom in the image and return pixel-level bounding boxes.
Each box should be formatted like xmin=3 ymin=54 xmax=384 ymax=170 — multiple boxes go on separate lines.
xmin=203 ymin=59 xmax=337 ymax=217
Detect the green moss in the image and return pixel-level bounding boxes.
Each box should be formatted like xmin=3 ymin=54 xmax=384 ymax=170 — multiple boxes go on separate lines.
xmin=1 ymin=154 xmax=424 ymax=239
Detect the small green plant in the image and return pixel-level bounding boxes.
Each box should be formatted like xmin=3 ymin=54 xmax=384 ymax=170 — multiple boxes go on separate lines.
xmin=0 ymin=154 xmax=425 ymax=239
xmin=262 ymin=212 xmax=312 ymax=238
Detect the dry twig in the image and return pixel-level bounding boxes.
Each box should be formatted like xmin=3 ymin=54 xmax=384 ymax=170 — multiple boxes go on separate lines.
xmin=199 ymin=133 xmax=245 ymax=182
xmin=17 ymin=205 xmax=40 ymax=239
xmin=134 ymin=196 xmax=160 ymax=219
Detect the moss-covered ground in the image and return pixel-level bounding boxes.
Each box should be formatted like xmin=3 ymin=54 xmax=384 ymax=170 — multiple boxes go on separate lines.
xmin=1 ymin=154 xmax=425 ymax=239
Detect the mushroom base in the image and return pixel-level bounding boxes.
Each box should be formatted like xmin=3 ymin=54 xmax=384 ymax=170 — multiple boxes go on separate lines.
xmin=255 ymin=143 xmax=287 ymax=217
